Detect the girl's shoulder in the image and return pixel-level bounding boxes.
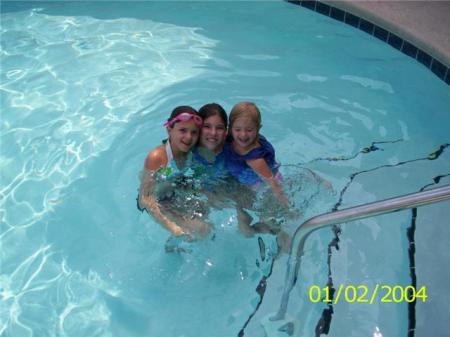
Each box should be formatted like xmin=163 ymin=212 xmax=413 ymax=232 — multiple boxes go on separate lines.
xmin=248 ymin=135 xmax=275 ymax=159
xmin=255 ymin=135 xmax=274 ymax=152
xmin=145 ymin=144 xmax=168 ymax=171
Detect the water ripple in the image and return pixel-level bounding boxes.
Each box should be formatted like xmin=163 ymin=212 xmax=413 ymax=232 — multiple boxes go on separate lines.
xmin=1 ymin=9 xmax=215 ymax=336
xmin=1 ymin=10 xmax=215 ymax=230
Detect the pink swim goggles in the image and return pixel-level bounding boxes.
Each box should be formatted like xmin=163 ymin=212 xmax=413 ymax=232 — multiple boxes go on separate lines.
xmin=163 ymin=112 xmax=203 ymax=128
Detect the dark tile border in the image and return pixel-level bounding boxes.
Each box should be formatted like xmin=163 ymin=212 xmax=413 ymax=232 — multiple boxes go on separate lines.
xmin=287 ymin=0 xmax=450 ymax=85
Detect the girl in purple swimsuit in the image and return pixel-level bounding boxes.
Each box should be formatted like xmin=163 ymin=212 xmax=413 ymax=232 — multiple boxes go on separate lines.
xmin=225 ymin=101 xmax=289 ymax=205
xmin=224 ymin=102 xmax=291 ymax=247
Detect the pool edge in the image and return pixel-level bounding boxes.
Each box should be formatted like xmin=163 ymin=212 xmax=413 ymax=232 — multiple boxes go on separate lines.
xmin=287 ymin=0 xmax=450 ymax=85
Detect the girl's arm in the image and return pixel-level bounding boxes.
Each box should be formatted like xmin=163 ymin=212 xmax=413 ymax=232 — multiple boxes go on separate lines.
xmin=246 ymin=158 xmax=289 ymax=205
xmin=139 ymin=147 xmax=188 ymax=236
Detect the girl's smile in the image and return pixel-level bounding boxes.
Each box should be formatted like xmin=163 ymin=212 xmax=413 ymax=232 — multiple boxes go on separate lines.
xmin=231 ymin=117 xmax=258 ymax=153
xmin=167 ymin=120 xmax=200 ymax=155
xmin=200 ymin=114 xmax=227 ymax=153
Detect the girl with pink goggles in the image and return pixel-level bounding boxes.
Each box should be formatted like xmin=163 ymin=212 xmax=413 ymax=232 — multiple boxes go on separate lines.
xmin=164 ymin=112 xmax=203 ymax=128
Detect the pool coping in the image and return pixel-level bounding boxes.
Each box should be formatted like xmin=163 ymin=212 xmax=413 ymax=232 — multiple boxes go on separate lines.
xmin=287 ymin=0 xmax=450 ymax=85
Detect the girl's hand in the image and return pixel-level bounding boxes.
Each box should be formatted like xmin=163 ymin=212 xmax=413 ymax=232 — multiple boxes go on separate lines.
xmin=171 ymin=225 xmax=195 ymax=241
xmin=172 ymin=224 xmax=187 ymax=236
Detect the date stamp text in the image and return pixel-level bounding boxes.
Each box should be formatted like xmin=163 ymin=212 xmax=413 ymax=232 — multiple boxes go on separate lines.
xmin=309 ymin=285 xmax=428 ymax=304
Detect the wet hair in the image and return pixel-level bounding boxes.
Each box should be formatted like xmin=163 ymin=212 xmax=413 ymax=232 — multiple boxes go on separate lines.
xmin=198 ymin=103 xmax=228 ymax=129
xmin=229 ymin=101 xmax=262 ymax=130
xmin=166 ymin=105 xmax=200 ymax=128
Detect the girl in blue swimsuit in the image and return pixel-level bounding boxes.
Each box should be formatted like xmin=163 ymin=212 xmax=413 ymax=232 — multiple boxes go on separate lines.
xmin=192 ymin=103 xmax=229 ymax=185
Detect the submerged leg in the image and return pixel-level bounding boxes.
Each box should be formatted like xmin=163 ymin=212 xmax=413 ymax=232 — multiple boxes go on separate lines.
xmin=236 ymin=206 xmax=257 ymax=237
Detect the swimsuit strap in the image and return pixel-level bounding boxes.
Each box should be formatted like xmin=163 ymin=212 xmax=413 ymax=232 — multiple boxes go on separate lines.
xmin=164 ymin=140 xmax=193 ymax=171
xmin=156 ymin=140 xmax=178 ymax=179
xmin=165 ymin=140 xmax=174 ymax=163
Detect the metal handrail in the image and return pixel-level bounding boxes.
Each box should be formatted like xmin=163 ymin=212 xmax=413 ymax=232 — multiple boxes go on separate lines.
xmin=271 ymin=184 xmax=450 ymax=320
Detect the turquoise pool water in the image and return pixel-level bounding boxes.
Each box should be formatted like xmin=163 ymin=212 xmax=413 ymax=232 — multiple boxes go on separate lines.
xmin=1 ymin=2 xmax=449 ymax=337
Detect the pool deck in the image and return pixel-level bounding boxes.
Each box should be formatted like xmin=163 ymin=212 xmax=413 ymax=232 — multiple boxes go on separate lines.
xmin=322 ymin=0 xmax=450 ymax=67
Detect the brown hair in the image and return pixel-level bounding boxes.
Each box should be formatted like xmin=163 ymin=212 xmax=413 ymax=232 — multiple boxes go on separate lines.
xmin=198 ymin=103 xmax=228 ymax=129
xmin=229 ymin=102 xmax=262 ymax=130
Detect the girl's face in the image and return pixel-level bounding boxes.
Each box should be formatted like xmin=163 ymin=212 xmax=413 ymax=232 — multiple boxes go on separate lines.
xmin=200 ymin=114 xmax=227 ymax=153
xmin=231 ymin=117 xmax=258 ymax=150
xmin=167 ymin=120 xmax=199 ymax=154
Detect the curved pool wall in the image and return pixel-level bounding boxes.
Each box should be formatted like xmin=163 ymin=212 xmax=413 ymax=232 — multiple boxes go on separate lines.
xmin=283 ymin=2 xmax=450 ymax=336
xmin=1 ymin=1 xmax=450 ymax=337
xmin=288 ymin=0 xmax=450 ymax=85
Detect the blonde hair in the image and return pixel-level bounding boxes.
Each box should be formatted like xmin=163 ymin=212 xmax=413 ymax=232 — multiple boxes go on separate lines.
xmin=229 ymin=102 xmax=262 ymax=130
